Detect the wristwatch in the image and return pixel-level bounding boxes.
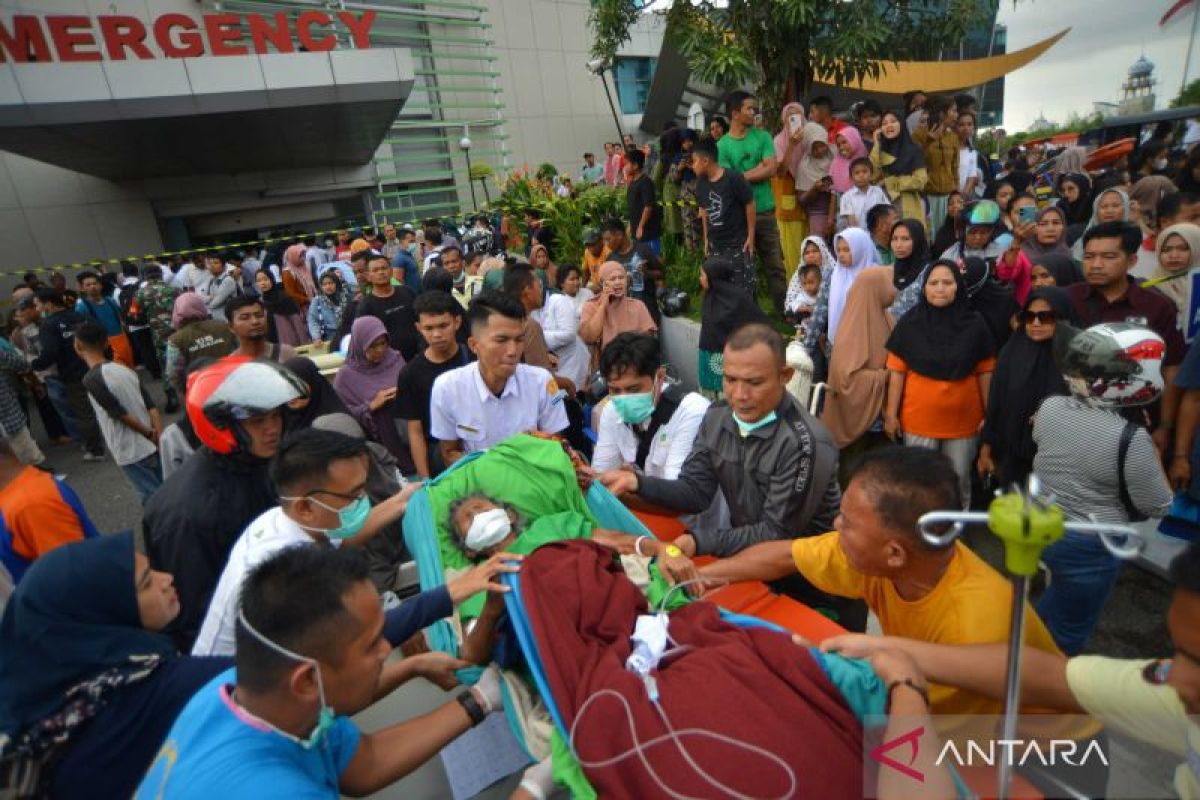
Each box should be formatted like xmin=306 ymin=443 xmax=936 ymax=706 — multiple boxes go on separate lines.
xmin=455 ymin=689 xmax=487 ymax=727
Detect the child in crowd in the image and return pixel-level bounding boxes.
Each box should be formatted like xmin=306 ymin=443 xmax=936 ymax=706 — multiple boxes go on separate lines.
xmin=838 ymin=157 xmax=890 ymax=230
xmin=784 ymin=263 xmax=822 ymax=339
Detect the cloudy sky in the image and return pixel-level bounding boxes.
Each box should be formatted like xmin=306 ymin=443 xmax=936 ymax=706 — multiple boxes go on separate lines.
xmin=998 ymin=0 xmax=1195 ymax=131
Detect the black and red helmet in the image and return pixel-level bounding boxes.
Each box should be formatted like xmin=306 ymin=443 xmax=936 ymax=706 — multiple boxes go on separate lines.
xmin=185 ymin=357 xmax=307 ymax=454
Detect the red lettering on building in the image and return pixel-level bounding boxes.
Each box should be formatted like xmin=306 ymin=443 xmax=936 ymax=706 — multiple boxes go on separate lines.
xmin=1 ymin=13 xmax=376 ymax=62
xmin=0 ymin=16 xmax=52 ymax=63
xmin=246 ymin=13 xmax=295 ymax=55
xmin=98 ymin=16 xmax=153 ymax=61
xmin=47 ymin=15 xmax=101 ymax=62
xmin=204 ymin=14 xmax=248 ymax=57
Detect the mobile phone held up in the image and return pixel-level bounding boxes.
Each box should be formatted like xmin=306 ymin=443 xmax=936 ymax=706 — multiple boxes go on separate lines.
xmin=1018 ymin=205 xmax=1038 ymax=225
xmin=789 ymin=114 xmax=803 ymax=134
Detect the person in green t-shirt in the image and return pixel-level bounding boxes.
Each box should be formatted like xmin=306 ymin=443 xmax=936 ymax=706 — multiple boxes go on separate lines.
xmin=717 ymin=90 xmax=788 ymax=314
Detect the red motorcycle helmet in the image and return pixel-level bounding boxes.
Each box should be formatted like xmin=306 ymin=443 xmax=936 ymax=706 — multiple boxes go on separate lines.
xmin=185 ymin=357 xmax=307 ymax=455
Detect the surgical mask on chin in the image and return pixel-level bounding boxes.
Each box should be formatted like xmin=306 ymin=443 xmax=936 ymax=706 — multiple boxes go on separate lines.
xmin=283 ymin=493 xmax=372 ymax=540
xmin=611 ymin=391 xmax=655 ymax=424
xmin=465 ymin=508 xmax=512 ymax=551
xmin=732 ymin=410 xmax=778 ymax=437
xmin=237 ymin=609 xmax=336 ymax=749
xmin=406 ymin=242 xmax=420 ymax=256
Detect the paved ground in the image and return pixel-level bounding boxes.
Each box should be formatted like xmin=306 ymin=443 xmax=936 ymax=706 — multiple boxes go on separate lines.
xmin=33 ymin=371 xmax=1182 ymax=798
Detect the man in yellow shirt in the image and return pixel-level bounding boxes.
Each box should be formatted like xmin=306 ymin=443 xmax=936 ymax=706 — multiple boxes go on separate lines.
xmin=823 ymin=540 xmax=1200 ymax=800
xmin=697 ymin=445 xmax=1064 ymax=718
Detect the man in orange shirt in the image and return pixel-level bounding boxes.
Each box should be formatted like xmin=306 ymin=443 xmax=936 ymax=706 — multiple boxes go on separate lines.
xmin=695 ymin=445 xmax=1066 ymax=719
xmin=0 ymin=439 xmax=100 ymax=584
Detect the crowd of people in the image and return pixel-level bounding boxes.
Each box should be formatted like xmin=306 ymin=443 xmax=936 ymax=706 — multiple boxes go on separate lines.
xmin=0 ymin=88 xmax=1198 ymax=799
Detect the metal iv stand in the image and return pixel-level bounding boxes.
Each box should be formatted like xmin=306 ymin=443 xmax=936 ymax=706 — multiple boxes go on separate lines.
xmin=915 ymin=476 xmax=1146 ymax=800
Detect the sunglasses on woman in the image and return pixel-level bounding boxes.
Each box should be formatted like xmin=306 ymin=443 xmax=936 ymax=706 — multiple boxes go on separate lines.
xmin=1020 ymin=310 xmax=1056 ymax=324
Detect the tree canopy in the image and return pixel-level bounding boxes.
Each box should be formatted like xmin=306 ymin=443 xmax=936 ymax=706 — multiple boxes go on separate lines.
xmin=590 ymin=0 xmax=998 ymax=118
xmin=1171 ymin=78 xmax=1200 ymax=109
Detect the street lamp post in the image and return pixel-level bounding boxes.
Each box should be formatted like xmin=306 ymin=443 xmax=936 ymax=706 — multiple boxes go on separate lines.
xmin=459 ymin=125 xmax=478 ymax=212
xmin=587 ymin=58 xmax=625 ymax=144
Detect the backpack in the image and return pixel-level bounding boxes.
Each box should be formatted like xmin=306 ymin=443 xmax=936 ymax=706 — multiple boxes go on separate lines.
xmin=633 ymin=383 xmax=687 ymax=469
xmin=118 ymin=284 xmax=146 ymax=326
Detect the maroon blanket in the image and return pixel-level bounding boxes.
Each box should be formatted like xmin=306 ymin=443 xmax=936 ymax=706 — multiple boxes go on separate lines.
xmin=520 ymin=540 xmax=864 ymax=799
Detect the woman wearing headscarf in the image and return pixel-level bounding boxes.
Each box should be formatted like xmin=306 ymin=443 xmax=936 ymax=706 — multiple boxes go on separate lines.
xmin=1147 ymin=222 xmax=1200 ymax=344
xmin=1130 ymin=175 xmax=1181 ymax=278
xmin=529 ymin=243 xmax=557 ymax=295
xmin=804 ymin=227 xmax=877 ymax=365
xmin=280 ymin=242 xmax=317 ymax=313
xmin=163 ymin=293 xmax=235 ymax=398
xmin=821 ymin=266 xmax=897 ymax=449
xmin=830 ymin=126 xmax=869 ymax=195
xmin=0 ymin=533 xmax=231 ymax=799
xmin=306 ymin=271 xmax=351 ymax=343
xmin=773 ymin=102 xmax=810 ymax=277
xmin=962 ymin=255 xmax=1019 ymax=351
xmin=889 ymin=218 xmax=933 ymax=320
xmin=333 ymin=316 xmax=409 ymax=463
xmin=1071 ymin=187 xmax=1131 ymax=261
xmin=1052 ymin=147 xmax=1087 ymax=182
xmin=698 ymin=253 xmax=770 ymax=396
xmin=930 ymin=190 xmax=966 ymax=257
xmin=795 ymin=122 xmax=836 ymax=239
xmin=281 ymin=355 xmax=349 ymax=430
xmin=253 ymin=270 xmax=309 ymax=347
xmin=977 ymin=287 xmax=1075 ymax=488
xmin=997 ymin=205 xmax=1073 ymax=304
xmin=870 ymin=110 xmax=929 ymax=227
xmin=885 ymin=260 xmax=996 ymax=506
xmin=578 ymin=260 xmax=657 ymax=354
xmin=1029 ymin=252 xmax=1085 ymax=291
xmin=785 ymin=235 xmax=837 ymax=320
xmin=1056 ymin=172 xmax=1093 ymax=228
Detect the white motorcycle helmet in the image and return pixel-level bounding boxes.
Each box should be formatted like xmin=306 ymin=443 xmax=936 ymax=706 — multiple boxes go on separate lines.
xmin=1060 ymin=322 xmax=1165 ymax=408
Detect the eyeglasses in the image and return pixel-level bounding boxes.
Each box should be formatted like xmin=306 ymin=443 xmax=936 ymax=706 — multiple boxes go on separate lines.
xmin=1019 ymin=310 xmax=1056 ymax=324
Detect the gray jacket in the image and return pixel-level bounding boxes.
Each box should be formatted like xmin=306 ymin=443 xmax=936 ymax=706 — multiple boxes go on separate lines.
xmin=636 ymin=394 xmax=840 ymax=557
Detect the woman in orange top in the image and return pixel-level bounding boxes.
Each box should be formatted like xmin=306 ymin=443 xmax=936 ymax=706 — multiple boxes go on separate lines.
xmin=884 ymin=260 xmax=995 ymax=507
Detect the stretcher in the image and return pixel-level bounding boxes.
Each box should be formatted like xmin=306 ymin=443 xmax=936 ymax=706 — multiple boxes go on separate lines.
xmin=402 ymin=434 xmax=1044 ymax=798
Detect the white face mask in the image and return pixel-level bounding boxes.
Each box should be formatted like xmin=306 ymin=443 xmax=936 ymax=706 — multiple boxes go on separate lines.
xmin=465 ymin=508 xmax=511 ymax=551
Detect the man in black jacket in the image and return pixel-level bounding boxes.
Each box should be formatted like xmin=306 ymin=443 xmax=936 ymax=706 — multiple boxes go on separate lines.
xmin=600 ymin=323 xmax=865 ymax=629
xmin=143 ymin=359 xmax=305 ymax=650
xmin=30 ymin=288 xmax=104 ymax=460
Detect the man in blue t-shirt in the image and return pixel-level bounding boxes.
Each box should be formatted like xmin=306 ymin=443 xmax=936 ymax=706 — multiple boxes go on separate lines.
xmin=137 ymin=546 xmax=507 ymax=798
xmin=75 ymin=270 xmax=134 ymax=368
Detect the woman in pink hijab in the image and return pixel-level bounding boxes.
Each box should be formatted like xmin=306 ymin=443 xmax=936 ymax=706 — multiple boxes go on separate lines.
xmin=280 ymin=243 xmax=317 ymax=314
xmin=830 ymin=126 xmax=868 ymax=195
xmin=773 ymin=101 xmax=809 ymax=281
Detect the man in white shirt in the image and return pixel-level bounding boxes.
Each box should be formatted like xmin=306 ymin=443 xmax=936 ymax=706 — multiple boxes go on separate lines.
xmin=304 ymin=235 xmax=329 ymax=281
xmin=430 ymin=291 xmax=569 ymax=467
xmin=956 ymin=111 xmax=981 ymax=199
xmin=591 ymin=333 xmax=727 ymax=533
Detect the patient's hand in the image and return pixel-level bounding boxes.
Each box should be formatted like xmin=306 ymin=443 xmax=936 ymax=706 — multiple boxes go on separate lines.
xmin=448 ymin=552 xmax=523 ymax=604
xmin=599 ymin=468 xmax=638 ymax=496
xmin=659 ymin=553 xmax=702 ymax=592
xmin=408 ymin=652 xmax=471 ymax=692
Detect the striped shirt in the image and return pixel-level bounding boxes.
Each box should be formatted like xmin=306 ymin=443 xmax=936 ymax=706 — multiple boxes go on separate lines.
xmin=1032 ymin=395 xmax=1172 ymax=524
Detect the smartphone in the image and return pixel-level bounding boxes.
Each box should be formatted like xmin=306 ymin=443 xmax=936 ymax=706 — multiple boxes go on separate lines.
xmin=1018 ymin=205 xmax=1038 ymax=225
xmin=789 ymin=113 xmax=803 ymax=133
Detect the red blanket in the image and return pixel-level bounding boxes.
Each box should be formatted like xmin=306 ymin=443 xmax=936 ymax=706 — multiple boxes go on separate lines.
xmin=520 ymin=540 xmax=864 ymax=799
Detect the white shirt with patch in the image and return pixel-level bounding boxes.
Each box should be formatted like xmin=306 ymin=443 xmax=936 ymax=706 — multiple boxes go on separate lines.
xmin=429 ymin=363 xmax=569 ymax=453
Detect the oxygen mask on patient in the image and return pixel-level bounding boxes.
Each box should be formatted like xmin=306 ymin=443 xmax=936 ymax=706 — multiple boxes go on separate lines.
xmin=465 ymin=508 xmax=511 ymax=551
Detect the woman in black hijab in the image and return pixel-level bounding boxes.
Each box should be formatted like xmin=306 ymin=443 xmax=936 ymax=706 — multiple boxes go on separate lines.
xmin=282 ymin=356 xmax=349 ymax=430
xmin=252 ymin=269 xmax=306 ymax=345
xmin=1056 ymin=172 xmax=1093 ymax=228
xmin=885 ymin=260 xmax=996 ymax=505
xmin=889 ymin=217 xmax=932 ymax=320
xmin=978 ymin=287 xmax=1076 ymax=487
xmin=871 ymin=110 xmax=928 ymax=225
xmin=962 ymin=256 xmax=1019 ymax=350
xmin=698 ymin=253 xmax=769 ymax=395
xmin=1028 ymin=253 xmax=1085 ymax=294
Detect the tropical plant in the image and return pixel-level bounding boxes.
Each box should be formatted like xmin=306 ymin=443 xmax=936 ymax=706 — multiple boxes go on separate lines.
xmin=489 ymin=175 xmax=626 ymax=267
xmin=589 ymin=0 xmax=997 ymax=119
xmin=1171 ymin=79 xmax=1200 ymax=109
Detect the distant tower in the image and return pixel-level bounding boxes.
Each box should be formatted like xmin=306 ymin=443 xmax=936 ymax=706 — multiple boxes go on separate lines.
xmin=1031 ymin=112 xmax=1052 ymax=131
xmin=1119 ymin=55 xmax=1156 ymax=115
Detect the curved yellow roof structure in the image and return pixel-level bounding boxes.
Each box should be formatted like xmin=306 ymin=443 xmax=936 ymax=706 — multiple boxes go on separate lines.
xmin=817 ymin=29 xmax=1070 ymax=93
